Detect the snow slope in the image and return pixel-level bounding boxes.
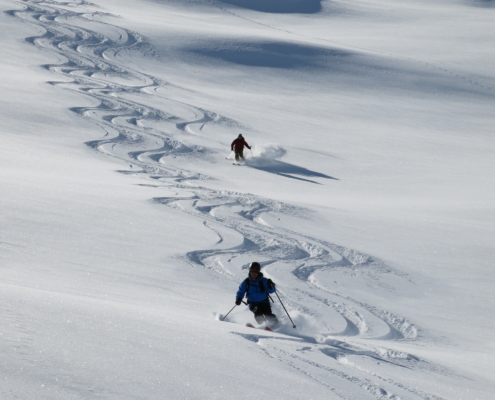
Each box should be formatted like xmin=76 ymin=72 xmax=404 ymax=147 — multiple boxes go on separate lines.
xmin=1 ymin=0 xmax=494 ymax=399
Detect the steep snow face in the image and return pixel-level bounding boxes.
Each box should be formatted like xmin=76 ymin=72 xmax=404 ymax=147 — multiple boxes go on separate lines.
xmin=1 ymin=0 xmax=494 ymax=399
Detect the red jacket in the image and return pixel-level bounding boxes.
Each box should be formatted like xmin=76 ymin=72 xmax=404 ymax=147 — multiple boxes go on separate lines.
xmin=231 ymin=138 xmax=251 ymax=151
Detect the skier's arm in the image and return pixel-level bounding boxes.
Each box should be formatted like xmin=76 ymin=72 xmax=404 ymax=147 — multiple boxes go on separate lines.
xmin=244 ymin=141 xmax=251 ymax=149
xmin=266 ymin=278 xmax=276 ymax=294
xmin=231 ymin=139 xmax=236 ymax=150
xmin=236 ymin=280 xmax=247 ymax=300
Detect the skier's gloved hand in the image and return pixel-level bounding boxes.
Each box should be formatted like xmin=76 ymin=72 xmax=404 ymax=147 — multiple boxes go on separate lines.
xmin=235 ymin=298 xmax=242 ymax=306
xmin=267 ymin=279 xmax=275 ymax=289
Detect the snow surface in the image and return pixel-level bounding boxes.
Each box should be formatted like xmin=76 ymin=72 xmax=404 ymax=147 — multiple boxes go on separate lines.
xmin=1 ymin=0 xmax=494 ymax=399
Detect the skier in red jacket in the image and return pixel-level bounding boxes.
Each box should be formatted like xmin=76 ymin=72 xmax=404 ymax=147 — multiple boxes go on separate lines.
xmin=231 ymin=134 xmax=251 ymax=162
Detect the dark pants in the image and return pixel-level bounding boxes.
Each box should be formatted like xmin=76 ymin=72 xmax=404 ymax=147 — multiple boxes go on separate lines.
xmin=249 ymin=302 xmax=278 ymax=326
xmin=234 ymin=150 xmax=244 ymax=161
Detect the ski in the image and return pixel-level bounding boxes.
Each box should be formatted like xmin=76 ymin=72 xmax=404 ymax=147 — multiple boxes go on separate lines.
xmin=246 ymin=323 xmax=273 ymax=331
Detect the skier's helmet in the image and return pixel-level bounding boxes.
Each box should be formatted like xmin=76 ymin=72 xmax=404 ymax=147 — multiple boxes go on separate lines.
xmin=238 ymin=134 xmax=243 ymax=138
xmin=249 ymin=262 xmax=261 ymax=271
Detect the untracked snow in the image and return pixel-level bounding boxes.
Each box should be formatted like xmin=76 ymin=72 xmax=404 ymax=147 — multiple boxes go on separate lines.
xmin=1 ymin=0 xmax=494 ymax=399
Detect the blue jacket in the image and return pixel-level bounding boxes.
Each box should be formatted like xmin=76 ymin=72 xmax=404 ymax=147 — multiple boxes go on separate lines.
xmin=236 ymin=273 xmax=276 ymax=304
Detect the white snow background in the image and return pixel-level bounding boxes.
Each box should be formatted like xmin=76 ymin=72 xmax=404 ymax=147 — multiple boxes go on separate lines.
xmin=1 ymin=0 xmax=494 ymax=399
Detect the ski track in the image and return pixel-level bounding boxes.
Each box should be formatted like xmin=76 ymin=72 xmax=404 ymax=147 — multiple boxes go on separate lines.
xmin=7 ymin=1 xmax=460 ymax=398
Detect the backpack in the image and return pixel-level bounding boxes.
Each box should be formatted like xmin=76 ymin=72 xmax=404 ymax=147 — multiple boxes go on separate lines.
xmin=244 ymin=277 xmax=266 ymax=295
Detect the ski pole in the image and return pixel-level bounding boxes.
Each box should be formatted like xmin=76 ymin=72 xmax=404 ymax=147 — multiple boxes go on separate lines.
xmin=221 ymin=305 xmax=237 ymax=321
xmin=220 ymin=300 xmax=248 ymax=321
xmin=274 ymin=290 xmax=296 ymax=328
xmin=225 ymin=150 xmax=233 ymax=159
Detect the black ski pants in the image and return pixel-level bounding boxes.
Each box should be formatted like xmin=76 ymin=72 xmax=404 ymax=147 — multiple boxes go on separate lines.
xmin=234 ymin=150 xmax=245 ymax=161
xmin=249 ymin=301 xmax=277 ymax=325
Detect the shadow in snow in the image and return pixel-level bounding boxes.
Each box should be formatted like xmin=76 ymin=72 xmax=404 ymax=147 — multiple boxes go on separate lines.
xmin=246 ymin=159 xmax=338 ymax=184
xmin=185 ymin=39 xmax=495 ymax=98
xmin=188 ymin=42 xmax=351 ymax=70
xmin=468 ymin=0 xmax=495 ymax=6
xmin=219 ymin=0 xmax=322 ymax=14
xmin=232 ymin=331 xmax=317 ymax=344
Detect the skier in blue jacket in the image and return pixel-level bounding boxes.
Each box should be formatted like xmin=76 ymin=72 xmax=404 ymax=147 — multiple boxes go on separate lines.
xmin=236 ymin=262 xmax=278 ymax=326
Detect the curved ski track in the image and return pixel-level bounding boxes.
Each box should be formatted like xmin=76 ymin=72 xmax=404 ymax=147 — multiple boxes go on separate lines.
xmin=8 ymin=1 xmax=458 ymax=398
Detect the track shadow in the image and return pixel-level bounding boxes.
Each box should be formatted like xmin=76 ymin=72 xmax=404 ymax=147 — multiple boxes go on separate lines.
xmin=246 ymin=159 xmax=338 ymax=184
xmin=219 ymin=0 xmax=322 ymax=14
